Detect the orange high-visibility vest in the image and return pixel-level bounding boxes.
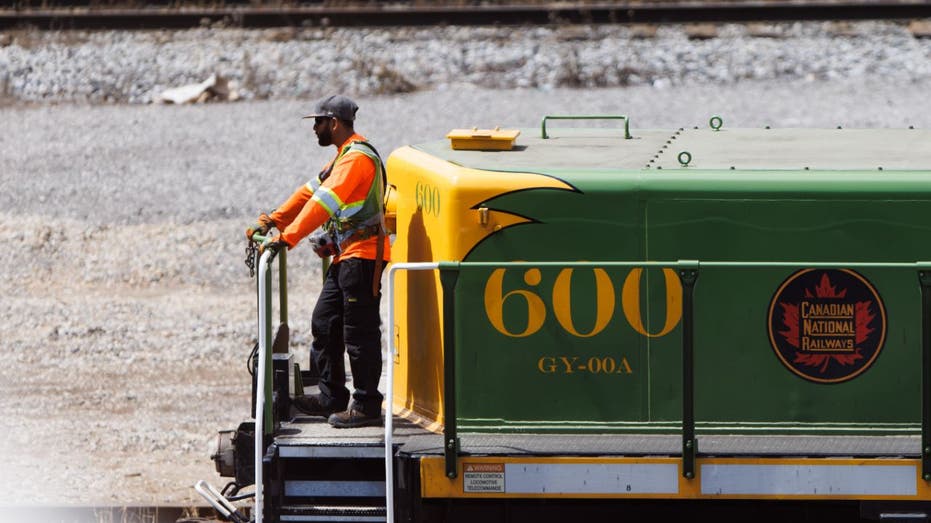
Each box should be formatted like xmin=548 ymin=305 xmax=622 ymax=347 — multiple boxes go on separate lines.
xmin=270 ymin=133 xmax=391 ymax=263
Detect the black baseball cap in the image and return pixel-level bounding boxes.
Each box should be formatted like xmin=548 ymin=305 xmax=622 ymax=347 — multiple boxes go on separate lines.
xmin=302 ymin=94 xmax=359 ymax=122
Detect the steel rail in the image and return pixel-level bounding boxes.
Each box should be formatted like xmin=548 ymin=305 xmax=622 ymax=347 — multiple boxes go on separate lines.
xmin=3 ymin=1 xmax=931 ymax=30
xmin=3 ymin=506 xmax=223 ymax=520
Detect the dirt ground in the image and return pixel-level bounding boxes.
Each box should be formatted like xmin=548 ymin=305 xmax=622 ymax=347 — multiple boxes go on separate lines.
xmin=0 ymin=217 xmax=325 ymax=510
xmin=0 ymin=285 xmax=260 ymax=507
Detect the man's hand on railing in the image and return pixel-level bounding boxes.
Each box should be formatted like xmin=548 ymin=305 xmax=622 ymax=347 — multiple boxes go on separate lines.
xmin=245 ymin=212 xmax=275 ymax=241
xmin=258 ymin=233 xmax=289 ymax=261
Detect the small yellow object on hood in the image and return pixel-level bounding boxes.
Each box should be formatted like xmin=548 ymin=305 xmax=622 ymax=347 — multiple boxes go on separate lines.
xmin=446 ymin=127 xmax=520 ymax=151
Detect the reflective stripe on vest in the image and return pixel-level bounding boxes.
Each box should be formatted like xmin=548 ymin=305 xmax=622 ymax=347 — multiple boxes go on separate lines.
xmin=304 ymin=175 xmax=323 ymax=194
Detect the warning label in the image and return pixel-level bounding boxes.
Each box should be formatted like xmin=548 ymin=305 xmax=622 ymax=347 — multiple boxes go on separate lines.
xmin=463 ymin=463 xmax=505 ymax=493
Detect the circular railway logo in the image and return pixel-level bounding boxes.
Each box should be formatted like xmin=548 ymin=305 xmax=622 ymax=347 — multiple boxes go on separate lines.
xmin=767 ymin=269 xmax=886 ymax=384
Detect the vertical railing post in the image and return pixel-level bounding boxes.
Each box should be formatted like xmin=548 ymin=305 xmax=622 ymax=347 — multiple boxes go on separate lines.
xmin=254 ymin=248 xmax=276 ymax=523
xmin=677 ymin=260 xmax=700 ymax=480
xmin=918 ymin=263 xmax=931 ymax=480
xmin=278 ymin=249 xmax=288 ymax=325
xmin=385 ymin=262 xmax=442 ymax=523
xmin=439 ymin=262 xmax=461 ymax=479
xmin=263 ymin=256 xmax=274 ymax=435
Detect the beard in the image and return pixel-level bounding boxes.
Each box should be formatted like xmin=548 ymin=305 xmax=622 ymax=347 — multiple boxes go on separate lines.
xmin=316 ymin=126 xmax=333 ymax=146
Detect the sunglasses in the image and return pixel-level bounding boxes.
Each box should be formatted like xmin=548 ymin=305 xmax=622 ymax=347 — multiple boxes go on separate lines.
xmin=314 ymin=117 xmax=334 ymax=126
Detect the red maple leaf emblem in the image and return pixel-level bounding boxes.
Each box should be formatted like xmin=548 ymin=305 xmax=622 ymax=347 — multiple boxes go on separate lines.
xmin=793 ymin=348 xmax=863 ymax=374
xmin=778 ymin=273 xmax=872 ymax=374
xmin=855 ymin=301 xmax=874 ymax=344
xmin=778 ymin=302 xmax=800 ymax=349
xmin=803 ymin=273 xmax=847 ymax=299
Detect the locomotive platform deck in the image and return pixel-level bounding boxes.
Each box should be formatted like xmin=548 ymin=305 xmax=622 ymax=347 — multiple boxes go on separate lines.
xmin=277 ymin=414 xmax=921 ymax=458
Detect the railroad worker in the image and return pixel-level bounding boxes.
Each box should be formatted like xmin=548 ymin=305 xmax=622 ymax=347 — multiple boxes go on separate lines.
xmin=245 ymin=94 xmax=390 ymax=429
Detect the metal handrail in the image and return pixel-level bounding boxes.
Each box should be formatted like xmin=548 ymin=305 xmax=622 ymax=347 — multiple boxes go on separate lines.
xmin=255 ymin=247 xmax=272 ymax=523
xmin=250 ymin=233 xmax=289 ymax=325
xmin=251 ymin=234 xmax=289 ymax=523
xmin=541 ymin=114 xmax=632 ymax=139
xmin=385 ymin=262 xmax=440 ymax=523
xmin=440 ymin=260 xmax=921 ymax=269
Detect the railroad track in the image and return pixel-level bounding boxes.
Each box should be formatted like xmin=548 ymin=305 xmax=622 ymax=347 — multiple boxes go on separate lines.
xmin=3 ymin=505 xmax=218 ymax=523
xmin=2 ymin=1 xmax=931 ymax=30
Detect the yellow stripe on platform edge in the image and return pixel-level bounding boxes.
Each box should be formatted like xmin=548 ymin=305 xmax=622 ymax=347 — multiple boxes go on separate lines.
xmin=421 ymin=456 xmax=931 ymax=500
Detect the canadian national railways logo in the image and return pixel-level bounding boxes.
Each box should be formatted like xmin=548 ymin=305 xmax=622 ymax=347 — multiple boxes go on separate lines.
xmin=767 ymin=269 xmax=886 ymax=384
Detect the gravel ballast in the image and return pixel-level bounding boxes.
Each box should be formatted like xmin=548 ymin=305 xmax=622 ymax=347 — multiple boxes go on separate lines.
xmin=1 ymin=22 xmax=930 ymax=103
xmin=1 ymin=22 xmax=930 ymax=507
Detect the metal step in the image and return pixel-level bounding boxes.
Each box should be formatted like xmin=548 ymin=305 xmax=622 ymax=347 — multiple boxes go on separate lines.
xmin=280 ymin=504 xmax=387 ymax=522
xmin=285 ymin=479 xmax=385 ymax=497
xmin=279 ymin=445 xmax=386 ymax=459
xmin=879 ymin=513 xmax=929 ymax=522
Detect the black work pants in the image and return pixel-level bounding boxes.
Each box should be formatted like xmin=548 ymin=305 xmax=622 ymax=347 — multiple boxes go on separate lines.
xmin=311 ymin=257 xmax=384 ymax=416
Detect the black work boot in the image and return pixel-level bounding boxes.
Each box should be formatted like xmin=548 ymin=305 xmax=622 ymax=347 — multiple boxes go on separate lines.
xmin=291 ymin=394 xmax=338 ymax=417
xmin=328 ymin=408 xmax=383 ymax=428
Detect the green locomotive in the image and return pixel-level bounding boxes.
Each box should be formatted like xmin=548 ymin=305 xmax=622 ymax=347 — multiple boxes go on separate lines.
xmin=199 ymin=117 xmax=931 ymax=522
